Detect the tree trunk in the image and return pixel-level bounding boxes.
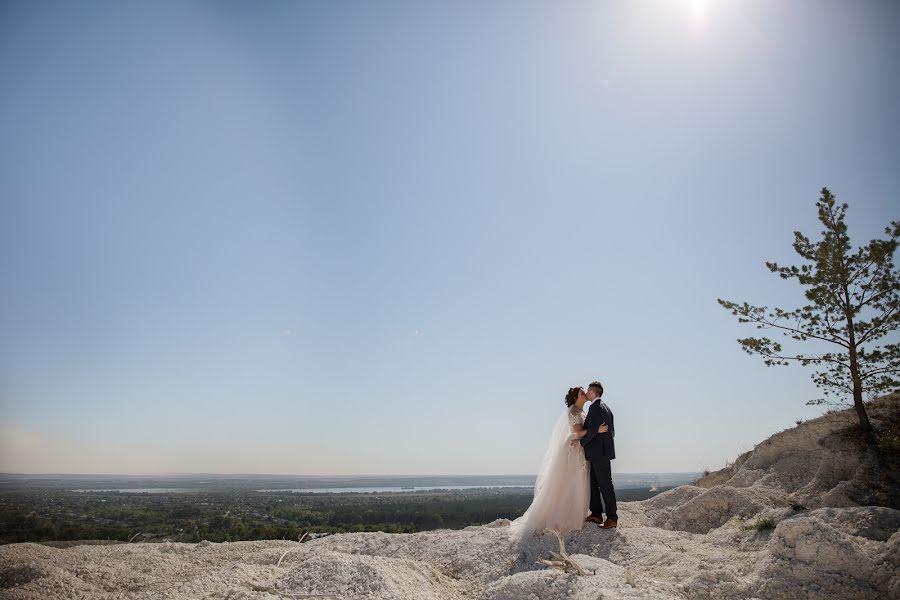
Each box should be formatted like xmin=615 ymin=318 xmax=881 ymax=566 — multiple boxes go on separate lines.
xmin=848 ymin=349 xmax=876 ymax=443
xmin=851 ymin=376 xmax=875 ymax=441
xmin=843 ymin=284 xmax=876 ymax=443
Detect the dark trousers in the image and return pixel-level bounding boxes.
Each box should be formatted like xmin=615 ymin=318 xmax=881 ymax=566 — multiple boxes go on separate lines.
xmin=589 ymin=457 xmax=618 ymax=521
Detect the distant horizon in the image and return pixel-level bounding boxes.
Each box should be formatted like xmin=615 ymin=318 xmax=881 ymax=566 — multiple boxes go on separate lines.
xmin=1 ymin=471 xmax=702 ymax=478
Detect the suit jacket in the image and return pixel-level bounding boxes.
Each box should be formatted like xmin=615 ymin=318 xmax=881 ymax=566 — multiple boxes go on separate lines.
xmin=579 ymin=399 xmax=615 ymax=461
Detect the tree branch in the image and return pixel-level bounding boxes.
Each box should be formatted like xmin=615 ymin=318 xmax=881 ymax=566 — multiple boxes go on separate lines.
xmin=856 ymin=302 xmax=900 ymax=346
xmin=848 ymin=252 xmax=878 ymax=288
xmin=749 ymin=347 xmax=849 ymax=368
xmin=746 ymin=312 xmax=851 ymax=349
xmin=859 ymin=366 xmax=900 ymax=380
xmin=852 ymin=261 xmax=881 ymax=308
xmin=859 ymin=286 xmax=898 ymax=312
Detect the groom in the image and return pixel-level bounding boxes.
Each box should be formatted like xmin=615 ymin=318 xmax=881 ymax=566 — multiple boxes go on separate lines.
xmin=574 ymin=380 xmax=618 ymax=529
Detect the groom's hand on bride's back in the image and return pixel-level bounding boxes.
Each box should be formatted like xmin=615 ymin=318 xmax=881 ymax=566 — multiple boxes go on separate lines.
xmin=572 ymin=423 xmax=608 ymax=436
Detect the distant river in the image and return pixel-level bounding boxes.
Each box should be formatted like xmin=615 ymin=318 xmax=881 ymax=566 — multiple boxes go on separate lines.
xmin=71 ymin=488 xmax=204 ymax=494
xmin=69 ymin=485 xmax=531 ymax=494
xmin=257 ymin=485 xmax=530 ymax=494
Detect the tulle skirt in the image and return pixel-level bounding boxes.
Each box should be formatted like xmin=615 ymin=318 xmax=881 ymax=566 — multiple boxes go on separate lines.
xmin=508 ymin=440 xmax=591 ymax=544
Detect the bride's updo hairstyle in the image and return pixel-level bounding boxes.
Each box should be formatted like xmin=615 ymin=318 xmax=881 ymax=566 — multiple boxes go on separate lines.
xmin=565 ymin=387 xmax=583 ymax=407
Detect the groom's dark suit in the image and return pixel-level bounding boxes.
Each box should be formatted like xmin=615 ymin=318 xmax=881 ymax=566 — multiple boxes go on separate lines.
xmin=579 ymin=399 xmax=618 ymax=521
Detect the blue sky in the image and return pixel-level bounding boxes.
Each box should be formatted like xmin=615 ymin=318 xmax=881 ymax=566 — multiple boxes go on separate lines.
xmin=1 ymin=0 xmax=898 ymax=475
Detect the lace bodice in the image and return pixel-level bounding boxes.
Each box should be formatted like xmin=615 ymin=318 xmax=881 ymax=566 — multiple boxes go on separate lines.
xmin=567 ymin=406 xmax=587 ymax=468
xmin=567 ymin=406 xmax=585 ymax=427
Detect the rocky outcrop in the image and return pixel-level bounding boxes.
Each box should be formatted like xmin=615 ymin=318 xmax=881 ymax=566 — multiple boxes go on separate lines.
xmin=642 ymin=394 xmax=900 ymax=535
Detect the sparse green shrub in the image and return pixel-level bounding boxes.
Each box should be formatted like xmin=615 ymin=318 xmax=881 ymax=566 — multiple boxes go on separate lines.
xmin=877 ymin=433 xmax=900 ymax=454
xmin=742 ymin=517 xmax=778 ymax=531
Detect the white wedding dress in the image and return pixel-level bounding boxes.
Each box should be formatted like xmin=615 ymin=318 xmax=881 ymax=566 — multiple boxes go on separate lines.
xmin=508 ymin=404 xmax=591 ymax=544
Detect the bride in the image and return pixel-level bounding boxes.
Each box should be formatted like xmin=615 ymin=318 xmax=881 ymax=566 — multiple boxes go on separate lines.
xmin=508 ymin=386 xmax=596 ymax=544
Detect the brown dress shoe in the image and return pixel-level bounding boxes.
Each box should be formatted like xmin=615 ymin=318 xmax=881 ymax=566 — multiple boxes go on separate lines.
xmin=600 ymin=519 xmax=618 ymax=529
xmin=585 ymin=514 xmax=604 ymax=524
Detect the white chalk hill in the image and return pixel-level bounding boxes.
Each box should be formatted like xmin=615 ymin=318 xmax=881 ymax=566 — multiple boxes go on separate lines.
xmin=2 ymin=395 xmax=898 ymax=599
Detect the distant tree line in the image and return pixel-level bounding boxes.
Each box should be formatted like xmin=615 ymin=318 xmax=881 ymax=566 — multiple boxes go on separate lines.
xmin=0 ymin=486 xmax=670 ymax=544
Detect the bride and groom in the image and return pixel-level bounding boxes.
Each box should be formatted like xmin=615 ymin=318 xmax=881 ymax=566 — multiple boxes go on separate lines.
xmin=508 ymin=381 xmax=618 ymax=544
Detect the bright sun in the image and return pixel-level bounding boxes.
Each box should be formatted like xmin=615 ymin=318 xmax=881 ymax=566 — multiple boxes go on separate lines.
xmin=689 ymin=0 xmax=710 ymax=28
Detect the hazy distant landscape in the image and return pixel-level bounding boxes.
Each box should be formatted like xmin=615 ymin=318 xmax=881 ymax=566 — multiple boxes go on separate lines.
xmin=0 ymin=472 xmax=699 ymax=545
xmin=0 ymin=472 xmax=699 ymax=491
xmin=3 ymin=400 xmax=898 ymax=599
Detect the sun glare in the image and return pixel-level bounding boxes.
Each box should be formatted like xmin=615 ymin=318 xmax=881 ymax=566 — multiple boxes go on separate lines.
xmin=689 ymin=0 xmax=710 ymax=28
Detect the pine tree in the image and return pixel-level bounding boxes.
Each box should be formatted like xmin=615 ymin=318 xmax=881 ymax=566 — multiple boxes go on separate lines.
xmin=718 ymin=187 xmax=899 ymax=441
